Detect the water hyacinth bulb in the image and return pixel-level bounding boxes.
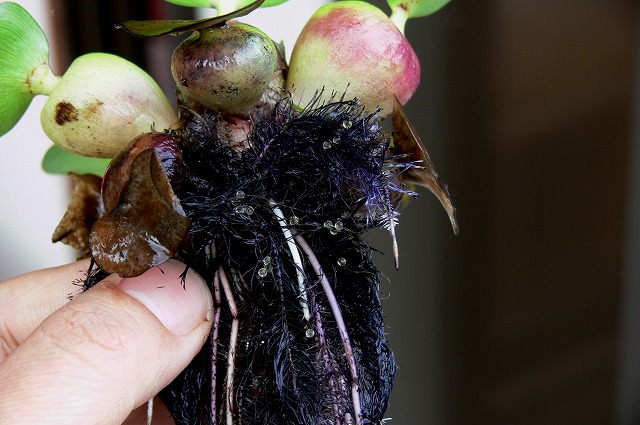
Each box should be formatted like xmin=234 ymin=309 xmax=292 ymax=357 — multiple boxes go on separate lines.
xmin=171 ymin=23 xmax=278 ymax=113
xmin=286 ymin=1 xmax=420 ymax=117
xmin=41 ymin=53 xmax=178 ymax=158
xmin=0 ymin=2 xmax=59 ymax=136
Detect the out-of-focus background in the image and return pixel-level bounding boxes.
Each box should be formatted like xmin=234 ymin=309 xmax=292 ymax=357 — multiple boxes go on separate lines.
xmin=2 ymin=0 xmax=639 ymax=424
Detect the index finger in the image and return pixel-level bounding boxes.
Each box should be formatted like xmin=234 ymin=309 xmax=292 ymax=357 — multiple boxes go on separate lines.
xmin=0 ymin=259 xmax=91 ymax=361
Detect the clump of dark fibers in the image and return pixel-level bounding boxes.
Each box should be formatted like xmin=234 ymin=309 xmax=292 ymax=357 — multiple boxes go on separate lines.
xmin=84 ymin=96 xmax=416 ymax=424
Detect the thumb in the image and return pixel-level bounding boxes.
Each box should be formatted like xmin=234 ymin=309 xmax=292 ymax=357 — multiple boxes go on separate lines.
xmin=0 ymin=259 xmax=213 ymax=425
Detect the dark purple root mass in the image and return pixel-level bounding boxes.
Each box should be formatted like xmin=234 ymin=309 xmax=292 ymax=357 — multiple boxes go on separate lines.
xmin=83 ymin=95 xmax=417 ymax=424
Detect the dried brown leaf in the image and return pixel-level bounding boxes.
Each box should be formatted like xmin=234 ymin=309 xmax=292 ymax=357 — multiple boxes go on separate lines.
xmin=52 ymin=173 xmax=104 ymax=257
xmin=90 ymin=144 xmax=189 ymax=278
xmin=102 ymin=132 xmax=183 ymax=213
xmin=392 ymin=95 xmax=458 ymax=234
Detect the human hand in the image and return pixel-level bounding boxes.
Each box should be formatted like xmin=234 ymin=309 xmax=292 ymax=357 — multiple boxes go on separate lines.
xmin=0 ymin=259 xmax=213 ymax=425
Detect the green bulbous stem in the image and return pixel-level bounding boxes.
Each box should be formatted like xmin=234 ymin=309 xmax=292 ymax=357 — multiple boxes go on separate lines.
xmin=41 ymin=52 xmax=178 ymax=159
xmin=286 ymin=1 xmax=421 ymax=116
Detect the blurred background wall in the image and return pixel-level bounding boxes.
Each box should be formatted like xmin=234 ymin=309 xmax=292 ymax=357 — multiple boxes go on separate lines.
xmin=369 ymin=0 xmax=636 ymax=423
xmin=1 ymin=0 xmax=638 ymax=424
xmin=373 ymin=0 xmax=635 ymax=423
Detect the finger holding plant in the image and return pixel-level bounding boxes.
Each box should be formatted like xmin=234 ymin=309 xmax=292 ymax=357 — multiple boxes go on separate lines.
xmin=0 ymin=0 xmax=455 ymax=424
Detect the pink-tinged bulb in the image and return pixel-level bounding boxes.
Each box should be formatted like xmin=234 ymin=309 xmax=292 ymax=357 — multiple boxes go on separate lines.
xmin=286 ymin=1 xmax=420 ymax=117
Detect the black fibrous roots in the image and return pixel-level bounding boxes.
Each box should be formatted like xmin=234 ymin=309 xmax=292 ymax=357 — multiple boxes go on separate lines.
xmin=83 ymin=95 xmax=418 ymax=425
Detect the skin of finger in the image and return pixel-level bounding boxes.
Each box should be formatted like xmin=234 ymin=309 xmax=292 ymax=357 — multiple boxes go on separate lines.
xmin=0 ymin=273 xmax=213 ymax=425
xmin=0 ymin=259 xmax=92 ymax=362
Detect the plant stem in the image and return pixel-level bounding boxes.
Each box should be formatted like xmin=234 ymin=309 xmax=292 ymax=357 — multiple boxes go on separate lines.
xmin=28 ymin=62 xmax=60 ymax=96
xmin=212 ymin=0 xmax=243 ymax=16
xmin=389 ymin=6 xmax=408 ymax=35
xmin=314 ymin=307 xmax=342 ymax=424
xmin=146 ymin=398 xmax=153 ymax=425
xmin=218 ymin=266 xmax=238 ymax=425
xmin=293 ymin=232 xmax=362 ymax=425
xmin=210 ymin=254 xmax=222 ymax=425
xmin=269 ymin=199 xmax=311 ymax=322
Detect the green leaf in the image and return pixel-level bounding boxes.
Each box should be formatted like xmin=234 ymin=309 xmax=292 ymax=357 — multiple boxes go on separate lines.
xmin=42 ymin=145 xmax=110 ymax=177
xmin=165 ymin=0 xmax=213 ymax=7
xmin=387 ymin=0 xmax=451 ymax=18
xmin=165 ymin=0 xmax=288 ymax=10
xmin=257 ymin=0 xmax=288 ymax=6
xmin=119 ymin=0 xmax=265 ymax=37
xmin=0 ymin=2 xmax=51 ymax=136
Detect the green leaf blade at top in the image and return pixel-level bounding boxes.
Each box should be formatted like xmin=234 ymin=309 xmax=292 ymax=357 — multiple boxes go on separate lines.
xmin=257 ymin=0 xmax=288 ymax=7
xmin=165 ymin=0 xmax=288 ymax=11
xmin=165 ymin=0 xmax=213 ymax=7
xmin=118 ymin=17 xmax=217 ymax=37
xmin=42 ymin=145 xmax=110 ymax=177
xmin=0 ymin=2 xmax=52 ymax=137
xmin=119 ymin=0 xmax=265 ymax=37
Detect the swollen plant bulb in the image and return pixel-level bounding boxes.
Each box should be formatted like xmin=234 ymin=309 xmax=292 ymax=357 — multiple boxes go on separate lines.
xmin=171 ymin=23 xmax=278 ymax=113
xmin=41 ymin=53 xmax=178 ymax=158
xmin=287 ymin=1 xmax=420 ymax=116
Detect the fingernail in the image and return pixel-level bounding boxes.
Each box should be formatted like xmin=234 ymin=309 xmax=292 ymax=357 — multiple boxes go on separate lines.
xmin=118 ymin=260 xmax=212 ymax=335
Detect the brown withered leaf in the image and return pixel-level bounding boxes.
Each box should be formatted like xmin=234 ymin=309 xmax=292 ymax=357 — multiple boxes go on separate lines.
xmin=89 ymin=148 xmax=190 ymax=277
xmin=102 ymin=132 xmax=183 ymax=213
xmin=392 ymin=96 xmax=459 ymax=234
xmin=52 ymin=173 xmax=104 ymax=257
